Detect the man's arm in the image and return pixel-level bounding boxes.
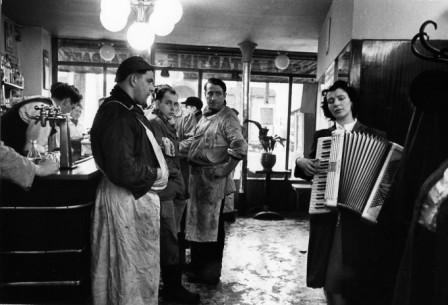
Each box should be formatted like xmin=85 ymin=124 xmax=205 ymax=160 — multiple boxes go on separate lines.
xmin=93 ymin=110 xmax=158 ymax=199
xmin=0 ymin=141 xmax=59 ymax=190
xmin=213 ymin=156 xmax=240 ymax=178
xmin=178 ymin=111 xmax=196 ymax=157
xmin=213 ymin=113 xmax=247 ymax=178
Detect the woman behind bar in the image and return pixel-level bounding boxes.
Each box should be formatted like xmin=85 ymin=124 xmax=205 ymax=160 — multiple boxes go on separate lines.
xmin=294 ymin=81 xmax=386 ymax=305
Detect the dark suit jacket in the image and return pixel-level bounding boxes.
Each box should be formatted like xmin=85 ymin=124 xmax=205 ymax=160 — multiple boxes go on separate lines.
xmin=296 ymin=121 xmax=387 ymax=296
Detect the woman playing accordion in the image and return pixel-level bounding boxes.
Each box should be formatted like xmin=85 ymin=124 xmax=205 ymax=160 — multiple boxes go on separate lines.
xmin=294 ymin=81 xmax=386 ymax=305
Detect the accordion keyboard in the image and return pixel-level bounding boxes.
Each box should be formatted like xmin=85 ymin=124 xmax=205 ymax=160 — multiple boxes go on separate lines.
xmin=309 ymin=137 xmax=333 ymax=214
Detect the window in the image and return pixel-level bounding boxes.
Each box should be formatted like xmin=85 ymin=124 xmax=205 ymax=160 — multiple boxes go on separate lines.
xmin=247 ymin=77 xmax=290 ymax=172
xmin=289 ymin=80 xmax=304 ymax=174
xmin=56 ymin=39 xmax=316 ymax=177
xmin=58 ymin=65 xmax=106 ymax=129
xmin=155 ymin=70 xmax=199 ymax=102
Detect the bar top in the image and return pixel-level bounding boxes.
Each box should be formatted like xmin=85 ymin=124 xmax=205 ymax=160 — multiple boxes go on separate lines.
xmin=41 ymin=157 xmax=101 ymax=181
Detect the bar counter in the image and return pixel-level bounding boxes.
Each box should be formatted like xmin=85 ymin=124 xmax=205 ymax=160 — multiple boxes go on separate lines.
xmin=43 ymin=156 xmax=99 ymax=180
xmin=0 ymin=157 xmax=101 ymax=301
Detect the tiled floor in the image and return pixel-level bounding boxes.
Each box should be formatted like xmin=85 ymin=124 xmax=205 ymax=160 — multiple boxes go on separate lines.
xmin=161 ymin=216 xmax=326 ymax=305
xmin=1 ymin=215 xmax=326 ymax=305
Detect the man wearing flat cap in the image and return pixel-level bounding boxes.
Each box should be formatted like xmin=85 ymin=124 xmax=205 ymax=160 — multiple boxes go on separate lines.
xmin=90 ymin=56 xmax=169 ymax=305
xmin=182 ymin=96 xmax=203 ymax=122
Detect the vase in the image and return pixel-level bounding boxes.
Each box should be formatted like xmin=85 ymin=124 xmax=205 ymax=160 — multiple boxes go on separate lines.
xmin=260 ymin=152 xmax=276 ymax=171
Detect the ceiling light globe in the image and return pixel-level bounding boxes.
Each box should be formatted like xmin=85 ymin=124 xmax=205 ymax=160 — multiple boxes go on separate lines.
xmin=154 ymin=0 xmax=183 ymax=24
xmin=99 ymin=44 xmax=116 ymax=61
xmin=127 ymin=22 xmax=155 ymax=51
xmin=275 ymin=54 xmax=290 ymax=70
xmin=149 ymin=13 xmax=175 ymax=36
xmin=100 ymin=9 xmax=128 ymax=32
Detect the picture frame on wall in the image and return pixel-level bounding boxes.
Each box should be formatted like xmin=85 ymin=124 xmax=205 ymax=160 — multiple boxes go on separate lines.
xmin=43 ymin=50 xmax=50 ymax=90
xmin=4 ymin=21 xmax=14 ymax=54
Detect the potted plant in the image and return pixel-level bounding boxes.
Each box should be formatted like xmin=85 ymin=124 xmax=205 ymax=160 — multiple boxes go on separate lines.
xmin=244 ymin=119 xmax=286 ymax=171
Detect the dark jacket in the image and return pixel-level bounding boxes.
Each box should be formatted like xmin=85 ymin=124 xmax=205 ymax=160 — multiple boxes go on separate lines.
xmin=393 ymin=158 xmax=448 ymax=305
xmin=148 ymin=109 xmax=185 ymax=201
xmin=296 ymin=121 xmax=386 ymax=296
xmin=90 ymin=85 xmax=159 ymax=200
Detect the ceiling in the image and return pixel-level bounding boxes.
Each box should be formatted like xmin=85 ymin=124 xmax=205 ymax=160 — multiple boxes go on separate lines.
xmin=2 ymin=0 xmax=332 ymax=54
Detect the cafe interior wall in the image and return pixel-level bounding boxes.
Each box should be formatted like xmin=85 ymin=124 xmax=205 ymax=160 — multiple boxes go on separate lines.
xmin=0 ymin=4 xmax=4 ymax=52
xmin=311 ymin=0 xmax=448 ymax=158
xmin=317 ymin=0 xmax=448 ymax=79
xmin=0 ymin=13 xmax=52 ymax=97
xmin=17 ymin=26 xmax=52 ymax=97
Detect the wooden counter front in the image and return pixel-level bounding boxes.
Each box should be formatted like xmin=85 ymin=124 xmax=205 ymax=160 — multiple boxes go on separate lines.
xmin=0 ymin=157 xmax=101 ymax=301
xmin=1 ymin=157 xmax=100 ymax=206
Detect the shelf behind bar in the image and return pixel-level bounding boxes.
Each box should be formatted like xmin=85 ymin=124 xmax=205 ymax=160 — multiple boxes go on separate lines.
xmin=3 ymin=81 xmax=24 ymax=90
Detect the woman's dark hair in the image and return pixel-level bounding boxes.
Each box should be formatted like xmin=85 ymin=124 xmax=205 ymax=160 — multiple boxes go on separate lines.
xmin=321 ymin=80 xmax=359 ymax=120
xmin=154 ymin=84 xmax=177 ymax=101
xmin=50 ymin=82 xmax=83 ymax=105
xmin=204 ymin=77 xmax=227 ymax=93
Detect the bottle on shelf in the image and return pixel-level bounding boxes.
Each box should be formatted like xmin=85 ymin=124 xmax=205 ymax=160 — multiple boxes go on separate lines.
xmin=0 ymin=55 xmax=4 ymax=82
xmin=4 ymin=55 xmax=11 ymax=84
xmin=16 ymin=71 xmax=24 ymax=87
xmin=27 ymin=140 xmax=42 ymax=164
xmin=81 ymin=133 xmax=91 ymax=157
xmin=0 ymin=83 xmax=5 ymax=111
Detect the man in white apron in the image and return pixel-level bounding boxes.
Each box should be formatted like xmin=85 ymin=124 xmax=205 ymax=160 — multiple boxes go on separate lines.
xmin=186 ymin=78 xmax=247 ymax=284
xmin=90 ymin=56 xmax=168 ymax=305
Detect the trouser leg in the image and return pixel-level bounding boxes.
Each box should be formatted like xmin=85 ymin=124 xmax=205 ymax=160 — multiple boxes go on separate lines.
xmin=173 ymin=198 xmax=187 ymax=266
xmin=173 ymin=198 xmax=187 ymax=233
xmin=160 ymin=199 xmax=200 ymax=303
xmin=160 ymin=200 xmax=179 ymax=267
xmin=189 ymin=198 xmax=225 ymax=282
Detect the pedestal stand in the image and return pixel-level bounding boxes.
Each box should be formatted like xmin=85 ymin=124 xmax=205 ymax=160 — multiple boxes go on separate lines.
xmin=253 ymin=169 xmax=290 ymax=220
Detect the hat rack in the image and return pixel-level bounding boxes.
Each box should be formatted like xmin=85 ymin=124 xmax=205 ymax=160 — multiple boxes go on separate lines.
xmin=411 ymin=20 xmax=448 ymax=64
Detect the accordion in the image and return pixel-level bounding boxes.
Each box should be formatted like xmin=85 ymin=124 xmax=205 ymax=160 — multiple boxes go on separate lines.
xmin=309 ymin=131 xmax=403 ymax=223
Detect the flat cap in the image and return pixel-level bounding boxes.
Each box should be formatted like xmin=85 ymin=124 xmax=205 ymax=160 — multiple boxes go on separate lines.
xmin=115 ymin=56 xmax=154 ymax=82
xmin=182 ymin=96 xmax=203 ymax=109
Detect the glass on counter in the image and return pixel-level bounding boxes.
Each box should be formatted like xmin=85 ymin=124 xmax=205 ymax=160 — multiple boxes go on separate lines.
xmin=44 ymin=151 xmax=61 ymax=165
xmin=27 ymin=140 xmax=42 ymax=164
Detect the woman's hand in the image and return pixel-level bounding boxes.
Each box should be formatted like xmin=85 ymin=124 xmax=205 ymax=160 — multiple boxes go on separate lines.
xmin=296 ymin=158 xmax=318 ymax=177
xmin=35 ymin=159 xmax=59 ymax=177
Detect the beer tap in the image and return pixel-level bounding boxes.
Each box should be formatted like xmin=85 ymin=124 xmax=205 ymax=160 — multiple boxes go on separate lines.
xmin=27 ymin=104 xmax=76 ymax=169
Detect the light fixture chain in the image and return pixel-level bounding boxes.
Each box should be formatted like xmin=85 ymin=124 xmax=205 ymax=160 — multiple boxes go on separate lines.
xmin=132 ymin=0 xmax=156 ymax=23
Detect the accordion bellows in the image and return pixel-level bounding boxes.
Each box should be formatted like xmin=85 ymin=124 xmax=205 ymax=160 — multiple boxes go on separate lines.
xmin=309 ymin=131 xmax=403 ymax=223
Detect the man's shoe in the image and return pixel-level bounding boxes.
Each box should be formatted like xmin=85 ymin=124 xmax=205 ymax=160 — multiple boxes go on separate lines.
xmin=161 ymin=285 xmax=201 ymax=304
